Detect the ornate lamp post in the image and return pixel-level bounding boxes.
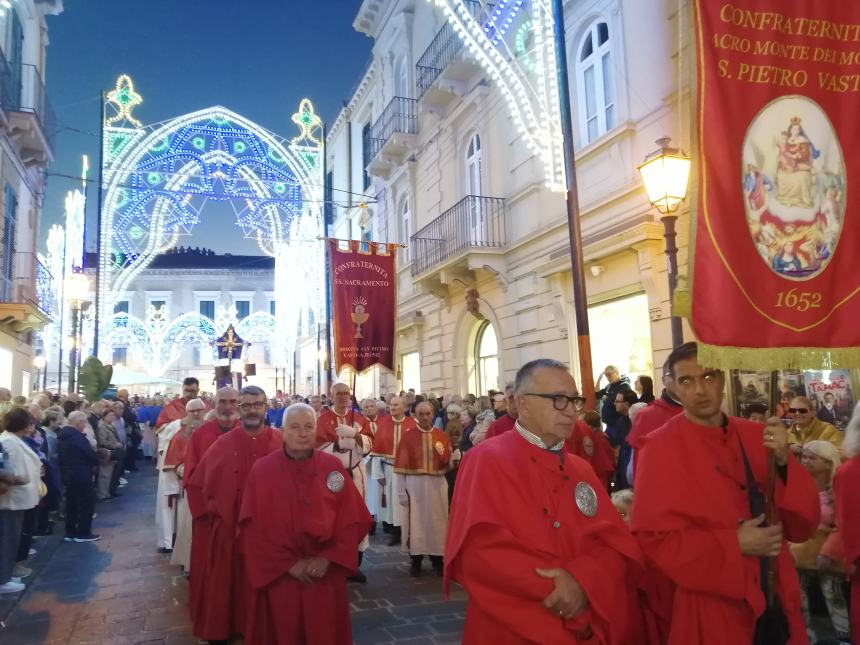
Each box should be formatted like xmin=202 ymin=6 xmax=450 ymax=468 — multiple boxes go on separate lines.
xmin=65 ymin=270 xmax=90 ymax=395
xmin=32 ymin=355 xmax=46 ymax=391
xmin=637 ymin=137 xmax=692 ymax=349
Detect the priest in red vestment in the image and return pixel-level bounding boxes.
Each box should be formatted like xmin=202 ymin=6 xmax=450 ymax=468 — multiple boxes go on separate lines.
xmin=239 ymin=403 xmax=371 ymax=644
xmin=184 ymin=385 xmax=283 ymax=643
xmin=395 ymin=401 xmax=452 ymax=577
xmin=446 ymin=359 xmax=644 ymax=644
xmin=485 ymin=383 xmax=518 ymax=439
xmin=184 ymin=386 xmax=240 ymax=626
xmin=316 ymin=382 xmax=373 ymax=582
xmin=370 ymin=396 xmax=417 ymax=546
xmin=834 ymin=406 xmax=860 ymax=637
xmin=627 ymin=359 xmax=683 ymax=482
xmin=632 ymin=342 xmax=820 ymax=645
xmin=155 ymin=377 xmax=211 ymax=430
xmin=565 ymin=411 xmax=616 ymax=491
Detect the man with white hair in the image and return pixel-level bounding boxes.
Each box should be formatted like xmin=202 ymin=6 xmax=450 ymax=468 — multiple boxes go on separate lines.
xmin=58 ymin=411 xmax=101 ymax=542
xmin=316 ymin=382 xmax=373 ymax=583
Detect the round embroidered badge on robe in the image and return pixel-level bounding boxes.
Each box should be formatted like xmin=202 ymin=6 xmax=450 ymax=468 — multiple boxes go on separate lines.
xmin=574 ymin=481 xmax=598 ymax=517
xmin=434 ymin=441 xmax=445 ymax=456
xmin=326 ymin=471 xmax=345 ymax=493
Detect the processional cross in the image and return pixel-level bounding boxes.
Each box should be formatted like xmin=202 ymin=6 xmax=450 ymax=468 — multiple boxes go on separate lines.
xmin=213 ymin=324 xmax=250 ymax=375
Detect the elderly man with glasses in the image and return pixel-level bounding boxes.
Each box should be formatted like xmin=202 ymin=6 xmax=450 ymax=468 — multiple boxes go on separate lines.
xmin=185 ymin=385 xmax=282 ymax=645
xmin=786 ymin=395 xmax=843 ymax=456
xmin=445 ymin=358 xmax=643 ymax=644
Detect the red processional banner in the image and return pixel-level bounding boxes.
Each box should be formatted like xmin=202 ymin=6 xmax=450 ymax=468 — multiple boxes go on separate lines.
xmin=328 ymin=240 xmax=397 ymax=373
xmin=687 ymin=1 xmax=860 ymax=369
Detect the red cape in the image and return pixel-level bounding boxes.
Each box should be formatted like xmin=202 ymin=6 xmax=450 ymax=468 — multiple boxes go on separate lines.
xmin=370 ymin=415 xmax=417 ymax=458
xmin=834 ymin=456 xmax=860 ymax=636
xmin=445 ymin=429 xmax=644 ymax=644
xmin=184 ymin=418 xmax=241 ymax=512
xmin=627 ymin=396 xmax=683 ymax=476
xmin=315 ymin=409 xmax=373 ymax=446
xmin=394 ymin=427 xmax=451 ymax=474
xmin=565 ymin=421 xmax=616 ymax=491
xmin=632 ymin=414 xmax=820 ymax=645
xmin=485 ymin=413 xmax=516 ymax=439
xmin=238 ymin=449 xmax=371 ymax=644
xmin=163 ymin=430 xmax=189 ymax=470
xmin=184 ymin=426 xmax=283 ymax=640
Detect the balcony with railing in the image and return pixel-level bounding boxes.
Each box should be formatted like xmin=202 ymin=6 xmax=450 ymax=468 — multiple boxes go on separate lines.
xmin=0 ymin=252 xmax=54 ymax=332
xmin=365 ymin=96 xmax=418 ymax=178
xmin=416 ymin=0 xmax=486 ymax=109
xmin=410 ymin=195 xmax=506 ymax=282
xmin=2 ymin=61 xmax=57 ymax=165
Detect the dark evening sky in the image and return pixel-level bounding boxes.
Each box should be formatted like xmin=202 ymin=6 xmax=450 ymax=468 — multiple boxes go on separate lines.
xmin=42 ymin=0 xmax=372 ymax=255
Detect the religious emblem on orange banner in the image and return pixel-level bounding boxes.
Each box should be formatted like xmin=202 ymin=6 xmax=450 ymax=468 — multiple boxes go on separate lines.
xmin=574 ymin=481 xmax=598 ymax=517
xmin=351 ymin=296 xmax=370 ymax=339
xmin=326 ymin=471 xmax=345 ymax=493
xmin=434 ymin=441 xmax=445 ymax=456
xmin=743 ymin=96 xmax=845 ymax=281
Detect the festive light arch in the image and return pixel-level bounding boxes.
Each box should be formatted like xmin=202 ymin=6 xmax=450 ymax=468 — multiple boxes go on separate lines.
xmin=97 ymin=75 xmax=325 ymax=376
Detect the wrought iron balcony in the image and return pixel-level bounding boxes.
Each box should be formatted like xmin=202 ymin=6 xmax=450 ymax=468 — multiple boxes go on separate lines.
xmin=410 ymin=195 xmax=506 ymax=277
xmin=3 ymin=63 xmax=57 ymax=162
xmin=0 ymin=252 xmax=53 ymax=331
xmin=367 ymin=97 xmax=418 ymax=158
xmin=416 ymin=0 xmax=484 ymax=99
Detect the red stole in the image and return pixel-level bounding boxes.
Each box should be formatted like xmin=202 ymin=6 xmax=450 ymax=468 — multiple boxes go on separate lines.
xmin=238 ymin=449 xmax=371 ymax=644
xmin=315 ymin=409 xmax=372 ymax=446
xmin=163 ymin=429 xmax=190 ymax=470
xmin=445 ymin=429 xmax=644 ymax=644
xmin=394 ymin=427 xmax=450 ymax=475
xmin=155 ymin=397 xmax=213 ymax=429
xmin=371 ymin=415 xmax=417 ymax=459
xmin=632 ymin=415 xmax=820 ymax=645
xmin=184 ymin=426 xmax=283 ymax=640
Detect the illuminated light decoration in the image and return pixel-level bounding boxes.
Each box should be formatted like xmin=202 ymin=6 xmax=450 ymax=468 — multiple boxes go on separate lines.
xmin=105 ymin=75 xmax=144 ymax=128
xmin=97 ymin=76 xmax=326 ymax=378
xmin=515 ymin=19 xmax=536 ymax=72
xmin=430 ymin=0 xmax=566 ymax=191
xmin=483 ymin=0 xmax=526 ymax=45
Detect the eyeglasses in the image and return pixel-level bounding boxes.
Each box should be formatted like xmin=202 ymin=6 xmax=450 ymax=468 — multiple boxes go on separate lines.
xmin=239 ymin=402 xmax=266 ymax=411
xmin=522 ymin=392 xmax=585 ymax=411
xmin=788 ymin=407 xmax=809 ymax=414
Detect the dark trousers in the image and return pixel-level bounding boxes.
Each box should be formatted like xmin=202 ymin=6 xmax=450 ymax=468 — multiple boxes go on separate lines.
xmin=109 ymin=447 xmax=125 ymax=494
xmin=65 ymin=482 xmax=95 ymax=538
xmin=0 ymin=509 xmax=23 ymax=583
xmin=15 ymin=507 xmax=36 ymax=562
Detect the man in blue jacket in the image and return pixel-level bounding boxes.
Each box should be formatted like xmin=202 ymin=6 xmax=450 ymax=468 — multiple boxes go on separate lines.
xmin=58 ymin=411 xmax=101 ymax=542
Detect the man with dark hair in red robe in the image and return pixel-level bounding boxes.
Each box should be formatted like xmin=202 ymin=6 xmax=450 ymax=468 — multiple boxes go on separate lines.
xmin=239 ymin=403 xmax=371 ymax=644
xmin=446 ymin=359 xmax=644 ymax=644
xmin=627 ymin=358 xmax=683 ymax=482
xmin=632 ymin=342 xmax=820 ymax=645
xmin=566 ymin=411 xmax=616 ymax=491
xmin=184 ymin=386 xmax=240 ymax=631
xmin=485 ymin=383 xmax=518 ymax=439
xmin=155 ymin=377 xmax=211 ymax=430
xmin=185 ymin=385 xmax=282 ymax=644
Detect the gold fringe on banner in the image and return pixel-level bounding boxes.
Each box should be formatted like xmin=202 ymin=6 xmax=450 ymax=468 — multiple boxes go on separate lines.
xmin=698 ymin=342 xmax=860 ymax=372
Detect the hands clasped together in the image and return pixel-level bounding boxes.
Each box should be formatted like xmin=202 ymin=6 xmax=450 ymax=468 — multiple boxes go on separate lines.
xmin=535 ymin=567 xmax=589 ymax=621
xmin=288 ymin=557 xmax=331 ymax=586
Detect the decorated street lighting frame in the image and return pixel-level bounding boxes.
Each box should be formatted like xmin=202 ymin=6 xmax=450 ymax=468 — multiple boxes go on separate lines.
xmin=95 ymin=75 xmax=326 ymax=377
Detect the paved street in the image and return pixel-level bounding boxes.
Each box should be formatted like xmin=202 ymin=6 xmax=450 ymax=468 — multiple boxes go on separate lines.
xmin=0 ymin=464 xmax=466 ymax=645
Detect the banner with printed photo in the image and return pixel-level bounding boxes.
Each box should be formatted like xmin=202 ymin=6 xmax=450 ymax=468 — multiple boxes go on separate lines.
xmin=803 ymin=369 xmax=855 ymax=429
xmin=328 ymin=240 xmax=397 ymax=374
xmin=686 ymin=1 xmax=860 ymax=370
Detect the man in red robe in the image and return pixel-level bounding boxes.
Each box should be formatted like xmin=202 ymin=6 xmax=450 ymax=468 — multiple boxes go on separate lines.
xmin=485 ymin=383 xmax=518 ymax=438
xmin=316 ymin=382 xmax=373 ymax=582
xmin=565 ymin=411 xmax=616 ymax=491
xmin=184 ymin=386 xmax=240 ymax=626
xmin=632 ymin=342 xmax=820 ymax=645
xmin=446 ymin=359 xmax=644 ymax=643
xmin=185 ymin=385 xmax=282 ymax=643
xmin=833 ymin=415 xmax=860 ymax=638
xmin=155 ymin=377 xmax=211 ymax=430
xmin=370 ymin=396 xmax=417 ymax=546
xmin=238 ymin=403 xmax=371 ymax=644
xmin=627 ymin=357 xmax=683 ymax=482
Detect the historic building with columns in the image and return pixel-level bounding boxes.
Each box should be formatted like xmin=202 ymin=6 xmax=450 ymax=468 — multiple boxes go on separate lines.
xmin=326 ymin=0 xmax=692 ymax=398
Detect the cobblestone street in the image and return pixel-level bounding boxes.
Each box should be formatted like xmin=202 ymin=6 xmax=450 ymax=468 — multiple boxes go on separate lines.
xmin=0 ymin=465 xmax=465 ymax=645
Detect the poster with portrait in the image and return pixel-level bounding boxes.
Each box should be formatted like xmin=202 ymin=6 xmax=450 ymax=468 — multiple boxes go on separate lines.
xmin=686 ymin=1 xmax=860 ymax=370
xmin=731 ymin=369 xmax=805 ymax=419
xmin=803 ymin=369 xmax=854 ymax=429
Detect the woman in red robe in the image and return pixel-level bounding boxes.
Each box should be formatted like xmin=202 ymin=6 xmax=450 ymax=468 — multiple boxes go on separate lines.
xmin=239 ymin=403 xmax=371 ymax=644
xmin=834 ymin=403 xmax=860 ymax=638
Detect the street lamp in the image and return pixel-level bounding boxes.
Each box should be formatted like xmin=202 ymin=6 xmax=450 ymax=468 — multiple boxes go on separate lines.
xmin=637 ymin=137 xmax=692 ymax=349
xmin=65 ymin=270 xmax=90 ymax=395
xmin=32 ymin=355 xmax=46 ymax=392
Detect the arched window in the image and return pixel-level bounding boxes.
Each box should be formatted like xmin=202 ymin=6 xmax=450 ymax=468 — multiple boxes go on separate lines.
xmin=465 ymin=133 xmax=483 ymax=197
xmin=576 ymin=21 xmax=614 ymax=144
xmin=396 ymin=56 xmax=410 ymax=98
xmin=475 ymin=320 xmax=499 ymax=395
xmin=401 ymin=198 xmax=411 ymax=263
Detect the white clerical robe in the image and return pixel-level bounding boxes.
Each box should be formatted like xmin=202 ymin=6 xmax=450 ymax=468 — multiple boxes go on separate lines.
xmin=319 ymin=431 xmax=372 ymax=552
xmin=398 ymin=473 xmax=449 ymax=557
xmin=155 ymin=419 xmax=181 ymax=549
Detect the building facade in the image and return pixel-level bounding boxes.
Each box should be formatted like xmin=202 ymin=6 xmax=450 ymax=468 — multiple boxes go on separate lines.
xmin=0 ymin=0 xmax=62 ymax=394
xmin=325 ymin=0 xmax=693 ymax=398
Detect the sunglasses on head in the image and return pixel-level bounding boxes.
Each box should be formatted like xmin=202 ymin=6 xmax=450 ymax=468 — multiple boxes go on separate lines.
xmin=788 ymin=407 xmax=809 ymax=414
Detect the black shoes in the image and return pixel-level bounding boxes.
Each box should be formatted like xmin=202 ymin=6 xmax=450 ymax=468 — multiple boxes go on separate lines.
xmin=75 ymin=534 xmax=101 ymax=543
xmin=157 ymin=547 xmax=173 ymax=554
xmin=387 ymin=527 xmax=402 ymax=547
xmin=430 ymin=556 xmax=444 ymax=577
xmin=347 ymin=570 xmax=367 ymax=583
xmin=410 ymin=556 xmax=423 ymax=577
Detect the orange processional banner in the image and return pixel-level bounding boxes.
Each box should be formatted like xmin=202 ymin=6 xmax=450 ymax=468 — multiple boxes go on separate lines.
xmin=328 ymin=240 xmax=397 ymax=373
xmin=685 ymin=1 xmax=860 ymax=369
